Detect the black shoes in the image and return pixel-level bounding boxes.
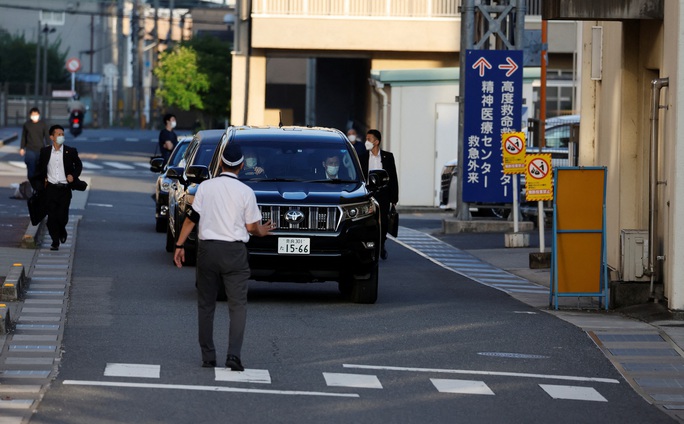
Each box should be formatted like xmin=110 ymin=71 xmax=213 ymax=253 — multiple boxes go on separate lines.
xmin=202 ymin=360 xmax=217 ymax=368
xmin=381 ymin=248 xmax=388 ymax=260
xmin=50 ymin=243 xmax=59 ymax=251
xmin=60 ymin=229 xmax=67 ymax=244
xmin=225 ymin=355 xmax=244 ymax=371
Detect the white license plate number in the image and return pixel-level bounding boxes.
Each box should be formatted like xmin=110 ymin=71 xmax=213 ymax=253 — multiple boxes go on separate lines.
xmin=278 ymin=237 xmax=310 ymax=255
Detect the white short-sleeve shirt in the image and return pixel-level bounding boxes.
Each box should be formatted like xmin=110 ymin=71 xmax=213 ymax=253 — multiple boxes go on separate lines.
xmin=191 ymin=172 xmax=262 ymax=243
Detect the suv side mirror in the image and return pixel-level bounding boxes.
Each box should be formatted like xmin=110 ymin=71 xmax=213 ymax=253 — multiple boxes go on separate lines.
xmin=149 ymin=157 xmax=164 ymax=173
xmin=367 ymin=169 xmax=389 ymax=192
xmin=165 ymin=166 xmax=185 ymax=183
xmin=186 ymin=165 xmax=210 ymax=184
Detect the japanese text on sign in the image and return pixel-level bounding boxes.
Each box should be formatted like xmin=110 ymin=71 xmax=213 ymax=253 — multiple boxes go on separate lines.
xmin=525 ymin=154 xmax=553 ymax=201
xmin=462 ymin=50 xmax=523 ymax=203
xmin=502 ymin=132 xmax=526 ymax=175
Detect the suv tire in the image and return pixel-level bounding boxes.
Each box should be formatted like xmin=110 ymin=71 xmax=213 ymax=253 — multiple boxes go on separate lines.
xmin=350 ymin=263 xmax=378 ymax=304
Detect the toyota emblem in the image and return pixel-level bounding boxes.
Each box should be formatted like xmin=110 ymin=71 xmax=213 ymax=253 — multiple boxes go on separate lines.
xmin=285 ymin=209 xmax=305 ymax=224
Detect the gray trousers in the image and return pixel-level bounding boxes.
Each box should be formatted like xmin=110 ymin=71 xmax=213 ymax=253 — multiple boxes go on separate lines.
xmin=196 ymin=240 xmax=250 ymax=363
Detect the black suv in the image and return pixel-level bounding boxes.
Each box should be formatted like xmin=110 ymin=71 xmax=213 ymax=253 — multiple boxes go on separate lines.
xmin=166 ymin=129 xmax=225 ymax=264
xmin=150 ymin=135 xmax=192 ymax=233
xmin=186 ymin=126 xmax=387 ymax=304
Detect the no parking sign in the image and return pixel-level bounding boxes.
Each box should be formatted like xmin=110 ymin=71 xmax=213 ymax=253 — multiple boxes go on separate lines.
xmin=525 ymin=154 xmax=553 ymax=201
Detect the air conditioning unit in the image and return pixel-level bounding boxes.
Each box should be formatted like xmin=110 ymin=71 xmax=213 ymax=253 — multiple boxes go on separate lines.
xmin=620 ymin=230 xmax=649 ymax=282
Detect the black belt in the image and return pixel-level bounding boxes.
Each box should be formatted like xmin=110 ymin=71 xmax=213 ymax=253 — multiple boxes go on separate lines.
xmin=48 ymin=182 xmax=68 ymax=188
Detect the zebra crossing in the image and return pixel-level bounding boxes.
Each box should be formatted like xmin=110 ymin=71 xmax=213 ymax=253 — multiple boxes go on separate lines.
xmin=395 ymin=227 xmax=548 ymax=295
xmin=6 ymin=160 xmax=151 ymax=172
xmin=52 ymin=361 xmax=616 ymax=403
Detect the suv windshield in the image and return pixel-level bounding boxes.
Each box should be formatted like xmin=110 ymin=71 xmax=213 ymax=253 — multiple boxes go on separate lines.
xmin=235 ymin=140 xmax=360 ymax=182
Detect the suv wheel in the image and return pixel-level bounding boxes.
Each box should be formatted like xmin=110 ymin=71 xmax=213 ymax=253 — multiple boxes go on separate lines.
xmin=349 ymin=263 xmax=378 ymax=304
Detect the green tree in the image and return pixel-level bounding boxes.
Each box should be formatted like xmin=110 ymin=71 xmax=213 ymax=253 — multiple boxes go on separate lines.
xmin=154 ymin=45 xmax=209 ymax=110
xmin=182 ymin=35 xmax=232 ymax=127
xmin=0 ymin=28 xmax=69 ymax=92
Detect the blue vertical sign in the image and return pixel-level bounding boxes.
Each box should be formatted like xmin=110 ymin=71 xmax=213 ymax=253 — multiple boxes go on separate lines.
xmin=462 ymin=49 xmax=523 ymax=203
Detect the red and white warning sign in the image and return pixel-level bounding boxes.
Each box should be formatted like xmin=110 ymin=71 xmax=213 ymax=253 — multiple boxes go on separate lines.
xmin=66 ymin=57 xmax=81 ymax=73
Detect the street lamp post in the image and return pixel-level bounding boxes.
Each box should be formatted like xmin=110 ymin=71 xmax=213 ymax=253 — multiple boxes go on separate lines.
xmin=41 ymin=24 xmax=55 ymax=115
xmin=34 ymin=20 xmax=41 ymax=101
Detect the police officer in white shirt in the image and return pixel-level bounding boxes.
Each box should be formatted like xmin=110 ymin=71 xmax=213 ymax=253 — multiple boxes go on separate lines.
xmin=173 ymin=143 xmax=272 ymax=370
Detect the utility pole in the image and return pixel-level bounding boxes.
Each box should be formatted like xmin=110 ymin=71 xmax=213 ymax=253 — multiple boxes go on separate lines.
xmin=117 ymin=0 xmax=125 ymax=125
xmin=34 ymin=20 xmax=41 ymax=102
xmin=455 ymin=0 xmax=526 ymax=221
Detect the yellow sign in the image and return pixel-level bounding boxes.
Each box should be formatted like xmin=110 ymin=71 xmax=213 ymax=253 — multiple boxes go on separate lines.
xmin=525 ymin=154 xmax=553 ymax=201
xmin=502 ymin=132 xmax=526 ymax=174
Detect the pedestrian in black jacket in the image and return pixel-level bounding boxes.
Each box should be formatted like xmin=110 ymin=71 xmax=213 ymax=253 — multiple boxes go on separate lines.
xmin=359 ymin=129 xmax=399 ymax=260
xmin=34 ymin=125 xmax=83 ymax=251
xmin=20 ymin=107 xmax=49 ymax=190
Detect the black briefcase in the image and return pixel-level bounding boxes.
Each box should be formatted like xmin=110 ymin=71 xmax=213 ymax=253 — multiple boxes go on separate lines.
xmin=27 ymin=190 xmax=47 ymax=226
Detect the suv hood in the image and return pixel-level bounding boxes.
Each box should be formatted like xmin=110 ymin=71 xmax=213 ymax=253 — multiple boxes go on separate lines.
xmin=245 ymin=181 xmax=367 ymax=205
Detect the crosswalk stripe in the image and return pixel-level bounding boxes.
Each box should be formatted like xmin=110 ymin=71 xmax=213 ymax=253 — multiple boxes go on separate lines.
xmin=215 ymin=368 xmax=271 ymax=384
xmin=104 ymin=363 xmax=160 ymax=379
xmin=431 ymin=378 xmax=495 ymax=395
xmin=81 ymin=161 xmax=103 ymax=170
xmin=323 ymin=373 xmax=383 ymax=389
xmin=134 ymin=162 xmax=151 ymax=168
xmin=9 ymin=161 xmax=26 ymax=169
xmin=102 ymin=161 xmax=135 ymax=170
xmin=539 ymin=384 xmax=608 ymax=402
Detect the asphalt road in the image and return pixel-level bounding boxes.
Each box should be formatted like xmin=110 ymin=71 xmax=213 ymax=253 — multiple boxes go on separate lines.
xmin=0 ymin=129 xmax=674 ymax=423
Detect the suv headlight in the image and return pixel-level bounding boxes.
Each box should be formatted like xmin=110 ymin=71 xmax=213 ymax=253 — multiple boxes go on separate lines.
xmin=341 ymin=201 xmax=376 ymax=221
xmin=161 ymin=178 xmax=172 ymax=193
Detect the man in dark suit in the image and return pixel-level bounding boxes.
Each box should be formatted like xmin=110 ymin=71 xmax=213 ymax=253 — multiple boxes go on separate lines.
xmin=34 ymin=125 xmax=83 ymax=251
xmin=359 ymin=129 xmax=399 ymax=260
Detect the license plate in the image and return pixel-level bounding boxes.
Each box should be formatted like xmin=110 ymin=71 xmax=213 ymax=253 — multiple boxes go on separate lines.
xmin=278 ymin=237 xmax=310 ymax=255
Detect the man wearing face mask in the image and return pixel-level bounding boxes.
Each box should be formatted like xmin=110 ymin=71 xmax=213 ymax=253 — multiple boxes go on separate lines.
xmin=359 ymin=129 xmax=399 ymax=260
xmin=241 ymin=150 xmax=266 ymax=178
xmin=346 ymin=128 xmax=365 ymax=157
xmin=322 ymin=154 xmax=341 ymax=180
xmin=34 ymin=125 xmax=83 ymax=251
xmin=159 ymin=113 xmax=179 ymax=166
xmin=20 ymin=107 xmax=49 ymax=190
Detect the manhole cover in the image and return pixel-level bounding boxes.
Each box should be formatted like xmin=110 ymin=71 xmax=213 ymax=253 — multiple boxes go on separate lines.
xmin=478 ymin=352 xmax=550 ymax=359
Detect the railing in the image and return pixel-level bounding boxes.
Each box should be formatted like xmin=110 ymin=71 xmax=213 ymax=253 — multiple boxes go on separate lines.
xmin=253 ymin=0 xmax=542 ymax=17
xmin=253 ymin=0 xmax=460 ymax=18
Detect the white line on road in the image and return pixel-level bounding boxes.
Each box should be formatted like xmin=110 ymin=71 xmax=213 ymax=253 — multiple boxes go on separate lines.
xmin=62 ymin=380 xmax=359 ymax=398
xmin=88 ymin=203 xmax=113 ymax=208
xmin=102 ymin=161 xmax=135 ymax=170
xmin=343 ymin=364 xmax=620 ymax=384
xmin=81 ymin=161 xmax=104 ymax=170
xmin=539 ymin=384 xmax=608 ymax=402
xmin=104 ymin=363 xmax=160 ymax=379
xmin=9 ymin=161 xmax=26 ymax=169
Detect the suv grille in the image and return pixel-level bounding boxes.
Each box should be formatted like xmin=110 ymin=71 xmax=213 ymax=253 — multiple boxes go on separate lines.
xmin=260 ymin=205 xmax=340 ymax=232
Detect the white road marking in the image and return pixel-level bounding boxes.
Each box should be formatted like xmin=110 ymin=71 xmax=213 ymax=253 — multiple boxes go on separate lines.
xmin=62 ymin=380 xmax=359 ymax=398
xmin=215 ymin=368 xmax=271 ymax=384
xmin=81 ymin=161 xmax=103 ymax=170
xmin=0 ymin=399 xmax=33 ymax=409
xmin=134 ymin=162 xmax=151 ymax=168
xmin=323 ymin=373 xmax=383 ymax=389
xmin=88 ymin=203 xmax=113 ymax=208
xmin=431 ymin=378 xmax=495 ymax=395
xmin=514 ymin=311 xmax=538 ymax=315
xmin=102 ymin=161 xmax=135 ymax=170
xmin=104 ymin=363 xmax=160 ymax=379
xmin=8 ymin=161 xmax=26 ymax=169
xmin=124 ymin=138 xmax=139 ymax=142
xmin=343 ymin=364 xmax=620 ymax=384
xmin=539 ymin=384 xmax=608 ymax=402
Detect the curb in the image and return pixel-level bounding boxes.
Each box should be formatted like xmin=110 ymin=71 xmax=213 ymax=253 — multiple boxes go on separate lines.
xmin=21 ymin=220 xmax=43 ymax=249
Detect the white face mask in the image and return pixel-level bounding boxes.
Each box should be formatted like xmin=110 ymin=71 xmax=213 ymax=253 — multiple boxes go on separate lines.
xmin=170 ymin=120 xmax=177 ymax=129
xmin=326 ymin=165 xmax=339 ymax=176
xmin=56 ymin=135 xmax=65 ymax=145
xmin=30 ymin=115 xmax=40 ymax=123
xmin=348 ymin=134 xmax=357 ymax=143
xmin=245 ymin=157 xmax=257 ymax=168
xmin=365 ymin=140 xmax=374 ymax=151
